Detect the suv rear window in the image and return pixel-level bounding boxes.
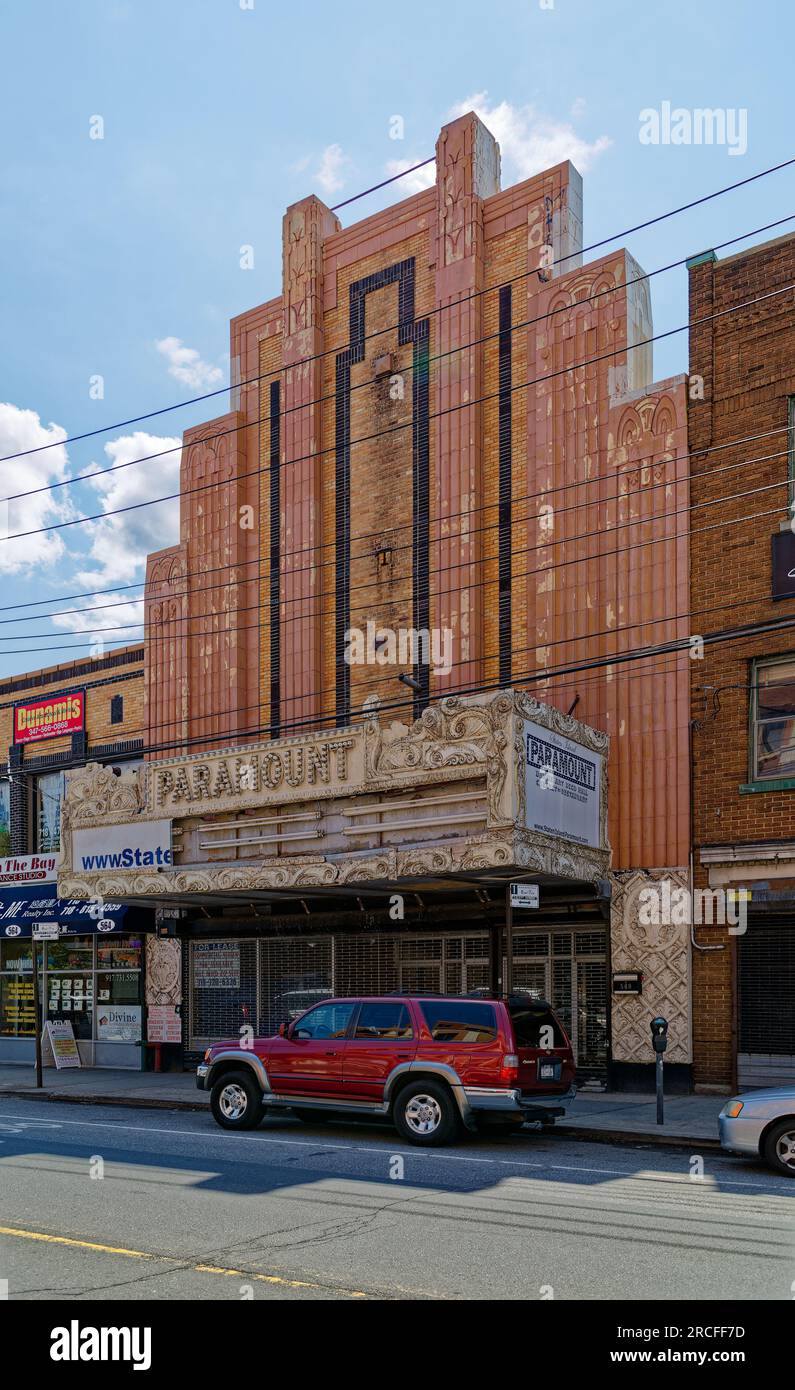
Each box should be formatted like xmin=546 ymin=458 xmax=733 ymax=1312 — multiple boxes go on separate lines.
xmin=509 ymin=1001 xmax=566 ymax=1048
xmin=354 ymin=1003 xmax=413 ymax=1039
xmin=419 ymin=1000 xmax=497 ymax=1044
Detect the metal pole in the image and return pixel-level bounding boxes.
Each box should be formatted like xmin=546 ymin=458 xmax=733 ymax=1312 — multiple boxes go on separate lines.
xmin=504 ymin=884 xmax=514 ymax=996
xmin=656 ymin=1051 xmax=664 ymax=1125
xmin=31 ymin=937 xmax=43 ymax=1089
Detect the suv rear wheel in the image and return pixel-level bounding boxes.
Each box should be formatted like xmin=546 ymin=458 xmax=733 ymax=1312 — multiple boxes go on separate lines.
xmin=210 ymin=1069 xmax=264 ymax=1130
xmin=392 ymin=1079 xmax=458 ymax=1146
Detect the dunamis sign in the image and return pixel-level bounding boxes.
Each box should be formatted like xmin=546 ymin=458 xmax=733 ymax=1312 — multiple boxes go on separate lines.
xmin=14 ymin=690 xmax=84 ymax=744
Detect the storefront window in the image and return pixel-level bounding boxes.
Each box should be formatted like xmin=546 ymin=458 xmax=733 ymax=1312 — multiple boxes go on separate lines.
xmin=0 ymin=942 xmax=42 ymax=1037
xmin=97 ymin=934 xmax=143 ymax=969
xmin=45 ymin=937 xmax=93 ymax=971
xmin=0 ymin=975 xmax=36 ymax=1036
xmin=0 ymin=779 xmax=10 ymax=855
xmin=46 ymin=973 xmax=93 ymax=1039
xmin=0 ymin=933 xmax=143 ymax=1047
xmin=35 ymin=771 xmax=66 ymax=851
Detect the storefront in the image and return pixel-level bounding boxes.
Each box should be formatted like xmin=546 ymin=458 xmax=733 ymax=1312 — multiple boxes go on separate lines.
xmin=57 ymin=689 xmax=613 ymax=1074
xmin=0 ymin=868 xmax=148 ymax=1069
xmin=699 ymin=843 xmax=795 ymax=1089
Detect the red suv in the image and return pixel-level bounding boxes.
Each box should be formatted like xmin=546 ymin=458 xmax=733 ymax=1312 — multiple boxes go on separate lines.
xmin=197 ymin=993 xmax=576 ymax=1146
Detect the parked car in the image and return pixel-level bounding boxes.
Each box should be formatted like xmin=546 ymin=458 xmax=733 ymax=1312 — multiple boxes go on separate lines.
xmin=197 ymin=993 xmax=576 ymax=1146
xmin=719 ymin=1086 xmax=795 ymax=1177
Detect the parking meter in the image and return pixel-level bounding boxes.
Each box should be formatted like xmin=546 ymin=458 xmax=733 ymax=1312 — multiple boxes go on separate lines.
xmin=650 ymin=1017 xmax=668 ymax=1123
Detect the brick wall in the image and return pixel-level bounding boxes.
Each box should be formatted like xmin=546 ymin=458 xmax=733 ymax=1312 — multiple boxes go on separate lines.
xmin=688 ymin=233 xmax=795 ymax=1087
xmin=0 ymin=645 xmax=144 ymax=854
xmin=144 ymin=109 xmax=691 ymax=875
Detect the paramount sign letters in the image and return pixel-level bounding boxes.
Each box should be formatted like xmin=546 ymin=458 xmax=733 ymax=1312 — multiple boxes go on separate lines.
xmin=153 ymin=738 xmax=355 ymax=810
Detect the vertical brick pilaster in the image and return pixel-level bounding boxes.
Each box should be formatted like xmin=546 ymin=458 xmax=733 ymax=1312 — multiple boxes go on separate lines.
xmin=431 ymin=114 xmax=500 ymax=695
xmin=686 ymin=250 xmax=716 ymax=460
xmin=281 ymin=197 xmax=340 ymax=731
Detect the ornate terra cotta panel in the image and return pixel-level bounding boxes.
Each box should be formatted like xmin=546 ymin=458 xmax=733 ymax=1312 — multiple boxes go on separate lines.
xmin=610 ymin=869 xmax=692 ymax=1065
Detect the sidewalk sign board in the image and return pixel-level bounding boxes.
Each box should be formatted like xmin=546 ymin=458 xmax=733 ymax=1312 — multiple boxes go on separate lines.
xmin=43 ymin=1020 xmax=81 ymax=1069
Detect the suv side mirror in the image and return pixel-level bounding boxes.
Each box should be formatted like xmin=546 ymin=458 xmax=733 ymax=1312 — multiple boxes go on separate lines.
xmin=278 ymin=1021 xmax=289 ymax=1038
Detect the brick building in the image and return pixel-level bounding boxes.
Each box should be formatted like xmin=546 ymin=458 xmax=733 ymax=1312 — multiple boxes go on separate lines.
xmin=61 ymin=112 xmax=693 ymax=1085
xmin=0 ymin=645 xmax=152 ymax=1067
xmin=688 ymin=232 xmax=795 ymax=1092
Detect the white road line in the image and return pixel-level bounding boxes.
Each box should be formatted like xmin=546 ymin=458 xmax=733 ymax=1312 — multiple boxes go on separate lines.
xmin=0 ymin=1106 xmax=791 ymax=1193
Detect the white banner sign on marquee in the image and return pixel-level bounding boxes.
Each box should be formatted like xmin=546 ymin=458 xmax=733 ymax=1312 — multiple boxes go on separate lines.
xmin=523 ymin=719 xmax=603 ymax=850
xmin=72 ymin=820 xmax=173 ymax=873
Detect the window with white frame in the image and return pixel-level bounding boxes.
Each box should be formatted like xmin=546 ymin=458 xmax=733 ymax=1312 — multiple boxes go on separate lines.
xmin=751 ymin=656 xmax=795 ymax=781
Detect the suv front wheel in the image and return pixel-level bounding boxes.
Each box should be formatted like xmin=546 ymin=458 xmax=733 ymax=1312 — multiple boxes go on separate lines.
xmin=392 ymin=1079 xmax=458 ymax=1146
xmin=210 ymin=1069 xmax=264 ymax=1130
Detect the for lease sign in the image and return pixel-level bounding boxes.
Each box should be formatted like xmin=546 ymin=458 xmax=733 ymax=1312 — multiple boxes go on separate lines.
xmin=14 ymin=691 xmax=84 ymax=744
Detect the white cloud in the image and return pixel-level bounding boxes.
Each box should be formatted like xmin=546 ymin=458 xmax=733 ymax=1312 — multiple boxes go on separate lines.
xmin=53 ymin=430 xmax=181 ymax=637
xmin=315 ymin=143 xmax=349 ymax=195
xmin=385 ymin=157 xmax=437 ymax=195
xmin=155 ymin=336 xmax=224 ymax=390
xmin=0 ymin=403 xmax=72 ymax=574
xmin=448 ymin=92 xmax=611 ymax=178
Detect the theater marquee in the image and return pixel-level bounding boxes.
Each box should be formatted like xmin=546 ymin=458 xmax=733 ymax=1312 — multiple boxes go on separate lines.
xmin=58 ymin=690 xmax=610 ymax=903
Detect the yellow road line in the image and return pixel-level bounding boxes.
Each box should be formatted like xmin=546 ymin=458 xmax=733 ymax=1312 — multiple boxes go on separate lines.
xmin=0 ymin=1224 xmax=367 ymax=1297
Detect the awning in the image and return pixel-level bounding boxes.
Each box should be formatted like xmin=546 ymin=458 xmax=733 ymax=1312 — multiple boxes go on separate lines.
xmin=0 ymin=885 xmax=132 ymax=938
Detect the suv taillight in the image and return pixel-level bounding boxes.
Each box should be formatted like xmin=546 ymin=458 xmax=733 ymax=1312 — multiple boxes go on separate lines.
xmin=500 ymin=1053 xmax=519 ymax=1085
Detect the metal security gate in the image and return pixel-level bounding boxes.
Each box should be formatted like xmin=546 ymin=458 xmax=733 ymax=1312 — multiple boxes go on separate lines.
xmin=738 ymin=916 xmax=795 ymax=1087
xmin=188 ymin=926 xmax=608 ymax=1074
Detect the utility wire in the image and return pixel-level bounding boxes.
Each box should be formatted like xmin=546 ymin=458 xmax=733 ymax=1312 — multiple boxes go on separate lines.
xmin=12 ymin=608 xmax=795 ymax=768
xmin=3 ymin=158 xmax=793 ymax=466
xmin=1 ymin=277 xmax=792 ymax=545
xmin=0 ymin=419 xmax=787 ymax=619
xmin=0 ymin=450 xmax=787 ymax=649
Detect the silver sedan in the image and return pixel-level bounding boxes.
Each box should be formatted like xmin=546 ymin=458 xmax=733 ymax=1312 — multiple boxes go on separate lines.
xmin=719 ymin=1087 xmax=795 ymax=1177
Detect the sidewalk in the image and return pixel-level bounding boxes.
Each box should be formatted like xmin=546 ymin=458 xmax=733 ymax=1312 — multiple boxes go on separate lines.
xmin=0 ymin=1064 xmax=727 ymax=1148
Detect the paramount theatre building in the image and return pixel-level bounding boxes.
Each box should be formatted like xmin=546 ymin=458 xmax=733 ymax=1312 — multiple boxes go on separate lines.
xmin=59 ymin=112 xmax=693 ymax=1087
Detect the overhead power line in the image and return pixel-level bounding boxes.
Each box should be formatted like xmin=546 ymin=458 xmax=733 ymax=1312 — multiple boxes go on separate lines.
xmin=1 ymin=276 xmax=792 ymax=545
xmin=0 ymin=449 xmax=787 ymax=649
xmin=2 ymin=157 xmax=793 ymax=467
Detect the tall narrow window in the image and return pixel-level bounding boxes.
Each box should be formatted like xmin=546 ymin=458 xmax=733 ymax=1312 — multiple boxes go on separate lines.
xmin=35 ymin=771 xmax=66 ymax=851
xmin=750 ymin=655 xmax=795 ymax=781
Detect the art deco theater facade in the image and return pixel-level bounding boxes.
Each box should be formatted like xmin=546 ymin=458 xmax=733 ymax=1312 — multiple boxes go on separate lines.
xmin=60 ymin=113 xmax=690 ymax=1086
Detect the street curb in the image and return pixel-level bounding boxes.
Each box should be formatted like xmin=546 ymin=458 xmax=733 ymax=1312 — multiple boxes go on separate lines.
xmin=0 ymin=1088 xmax=208 ymax=1113
xmin=0 ymin=1087 xmax=721 ymax=1148
xmin=552 ymin=1124 xmax=721 ymax=1151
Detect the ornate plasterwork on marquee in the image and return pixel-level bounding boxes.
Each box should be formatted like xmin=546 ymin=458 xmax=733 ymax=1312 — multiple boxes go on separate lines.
xmin=609 ymin=868 xmax=692 ymax=1065
xmin=363 ymin=692 xmax=513 ymax=825
xmin=58 ymin=690 xmax=611 ymax=901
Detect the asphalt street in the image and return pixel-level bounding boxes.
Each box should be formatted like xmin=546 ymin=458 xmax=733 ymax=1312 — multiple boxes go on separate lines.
xmin=0 ymin=1098 xmax=792 ymax=1301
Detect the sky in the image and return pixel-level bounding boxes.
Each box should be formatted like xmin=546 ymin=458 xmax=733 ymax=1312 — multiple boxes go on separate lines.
xmin=0 ymin=0 xmax=793 ymax=680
